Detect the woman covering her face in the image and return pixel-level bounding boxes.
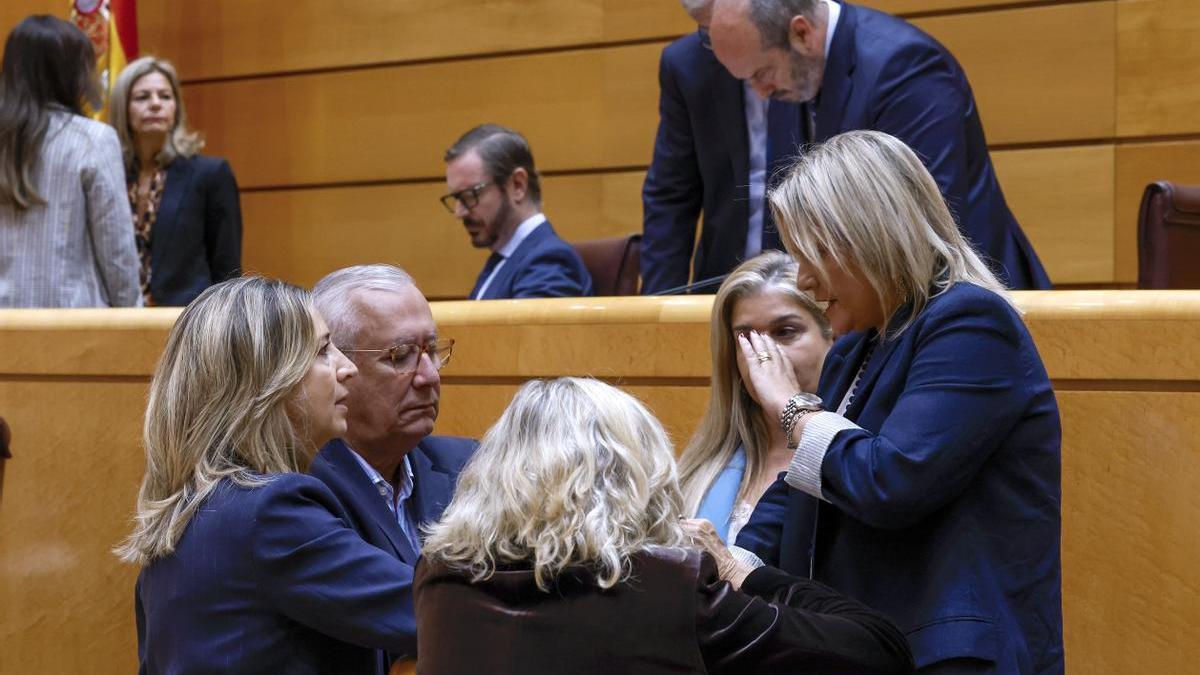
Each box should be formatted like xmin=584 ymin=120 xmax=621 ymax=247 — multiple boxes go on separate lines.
xmin=735 ymin=130 xmax=1063 ymax=674
xmin=118 ymin=277 xmax=424 ymax=673
xmin=109 ymin=57 xmax=242 ymax=307
xmin=415 ymin=377 xmax=913 ymax=675
xmin=677 ymin=251 xmax=833 ymax=544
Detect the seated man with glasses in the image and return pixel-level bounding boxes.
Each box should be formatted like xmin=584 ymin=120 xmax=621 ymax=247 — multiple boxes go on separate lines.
xmin=442 ymin=123 xmax=592 ymax=300
xmin=309 ymin=264 xmax=476 ymax=673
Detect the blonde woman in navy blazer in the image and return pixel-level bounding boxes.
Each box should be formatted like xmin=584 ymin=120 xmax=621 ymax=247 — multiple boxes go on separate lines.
xmin=110 ymin=57 xmax=241 ymax=306
xmin=733 ymin=131 xmax=1062 ymax=675
xmin=119 ymin=278 xmax=427 ymax=674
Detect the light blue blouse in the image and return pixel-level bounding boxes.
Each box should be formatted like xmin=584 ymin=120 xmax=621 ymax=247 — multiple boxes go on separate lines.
xmin=694 ymin=446 xmax=747 ymax=544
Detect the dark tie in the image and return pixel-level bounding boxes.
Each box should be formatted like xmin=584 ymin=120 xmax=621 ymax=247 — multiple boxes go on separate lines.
xmin=470 ymin=252 xmax=504 ymax=300
xmin=762 ymin=100 xmax=803 ymax=253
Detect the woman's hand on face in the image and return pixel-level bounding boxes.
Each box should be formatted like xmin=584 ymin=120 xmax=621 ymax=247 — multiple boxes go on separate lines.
xmin=681 ymin=518 xmax=753 ymax=590
xmin=736 ymin=331 xmax=802 ymax=421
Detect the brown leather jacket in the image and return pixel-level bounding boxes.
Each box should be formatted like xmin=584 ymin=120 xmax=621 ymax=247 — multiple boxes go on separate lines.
xmin=414 ymin=546 xmax=913 ymax=674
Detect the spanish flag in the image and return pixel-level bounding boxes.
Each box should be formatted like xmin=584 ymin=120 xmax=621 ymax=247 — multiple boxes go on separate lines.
xmin=70 ymin=0 xmax=138 ymax=118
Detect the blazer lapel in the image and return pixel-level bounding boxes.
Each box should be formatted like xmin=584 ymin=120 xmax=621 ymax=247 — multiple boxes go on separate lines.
xmin=817 ymin=332 xmax=872 ymax=414
xmin=151 ymin=157 xmax=192 ymax=271
xmin=407 ymin=441 xmax=454 ymax=532
xmin=322 ymin=441 xmax=419 ymax=563
xmin=814 ymin=3 xmax=858 ymax=141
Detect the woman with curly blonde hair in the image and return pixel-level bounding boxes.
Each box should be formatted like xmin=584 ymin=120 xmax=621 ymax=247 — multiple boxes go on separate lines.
xmin=416 ymin=377 xmax=912 ymax=675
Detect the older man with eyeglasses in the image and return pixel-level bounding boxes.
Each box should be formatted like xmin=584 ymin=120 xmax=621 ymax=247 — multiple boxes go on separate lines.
xmin=308 ymin=263 xmax=476 ymax=674
xmin=441 ymin=123 xmax=592 ymax=300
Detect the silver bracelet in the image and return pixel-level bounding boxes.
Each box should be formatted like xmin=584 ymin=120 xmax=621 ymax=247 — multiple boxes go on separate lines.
xmin=780 ymin=392 xmax=823 ymax=449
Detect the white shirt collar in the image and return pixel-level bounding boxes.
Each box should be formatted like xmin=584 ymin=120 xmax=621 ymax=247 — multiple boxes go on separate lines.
xmin=496 ymin=212 xmax=547 ymax=259
xmin=823 ymin=0 xmax=841 ymax=58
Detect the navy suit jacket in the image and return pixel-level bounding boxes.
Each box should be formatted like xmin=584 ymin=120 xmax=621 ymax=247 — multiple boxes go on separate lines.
xmin=470 ymin=220 xmax=593 ymax=299
xmin=135 ymin=474 xmax=421 ymax=675
xmin=307 ymin=436 xmax=476 ymax=672
xmin=804 ymin=3 xmax=1049 ymax=289
xmin=737 ymin=283 xmax=1063 ymax=673
xmin=641 ymin=32 xmax=755 ymax=294
xmin=144 ymin=154 xmax=242 ymax=306
xmin=641 ymin=7 xmax=1051 ymax=293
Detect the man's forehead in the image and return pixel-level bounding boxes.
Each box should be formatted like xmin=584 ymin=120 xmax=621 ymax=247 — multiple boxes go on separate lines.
xmin=445 ymin=149 xmax=485 ymax=186
xmin=350 ymin=287 xmax=435 ymax=339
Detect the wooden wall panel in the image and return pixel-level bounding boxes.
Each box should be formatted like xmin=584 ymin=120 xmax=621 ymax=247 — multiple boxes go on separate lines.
xmin=0 ymin=380 xmax=144 ymax=675
xmin=188 ymin=3 xmax=1118 ymax=189
xmin=991 ymin=144 xmax=1115 ymax=284
xmin=1117 ymin=0 xmax=1200 ymax=137
xmin=185 ymin=43 xmax=661 ymax=188
xmin=139 ymin=0 xmax=693 ymax=81
xmin=1113 ymin=140 xmax=1200 ymax=283
xmin=917 ymin=1 xmax=1116 ymax=144
xmin=1058 ymin=390 xmax=1200 ymax=674
xmin=136 ymin=0 xmax=1065 ymax=83
xmin=0 ymin=0 xmax=62 ymax=37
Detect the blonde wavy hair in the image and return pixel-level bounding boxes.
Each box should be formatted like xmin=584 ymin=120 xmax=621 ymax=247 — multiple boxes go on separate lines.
xmin=422 ymin=377 xmax=687 ymax=591
xmin=769 ymin=130 xmax=1009 ymax=337
xmin=677 ymin=251 xmax=830 ymax=516
xmin=108 ymin=56 xmax=204 ymax=173
xmin=115 ymin=277 xmax=317 ymax=565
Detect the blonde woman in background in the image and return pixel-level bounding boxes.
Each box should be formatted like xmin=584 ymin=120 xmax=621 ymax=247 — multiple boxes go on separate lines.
xmin=119 ymin=277 xmax=430 ymax=674
xmin=415 ymin=377 xmax=912 ymax=675
xmin=677 ymin=251 xmax=832 ymax=544
xmin=109 ymin=56 xmax=241 ymax=306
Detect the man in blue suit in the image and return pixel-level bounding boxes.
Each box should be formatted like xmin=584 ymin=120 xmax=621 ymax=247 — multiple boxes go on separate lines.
xmin=311 ymin=264 xmax=476 ymax=673
xmin=708 ymin=0 xmax=1051 ymax=289
xmin=442 ymin=124 xmax=593 ymax=300
xmin=641 ymin=0 xmax=804 ymax=295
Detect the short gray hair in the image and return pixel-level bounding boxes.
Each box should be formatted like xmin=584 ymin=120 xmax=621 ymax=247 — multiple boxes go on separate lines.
xmin=312 ymin=264 xmax=414 ymax=349
xmin=748 ymin=0 xmax=817 ymax=49
xmin=679 ymin=0 xmax=712 ymax=20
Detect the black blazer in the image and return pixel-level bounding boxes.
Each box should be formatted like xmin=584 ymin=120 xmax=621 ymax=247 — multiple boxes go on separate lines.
xmin=144 ymin=154 xmax=242 ymax=306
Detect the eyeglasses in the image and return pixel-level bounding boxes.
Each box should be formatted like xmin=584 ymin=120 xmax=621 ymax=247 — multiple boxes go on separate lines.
xmin=343 ymin=338 xmax=455 ymax=374
xmin=698 ymin=26 xmax=712 ymax=50
xmin=439 ymin=182 xmax=492 ymax=214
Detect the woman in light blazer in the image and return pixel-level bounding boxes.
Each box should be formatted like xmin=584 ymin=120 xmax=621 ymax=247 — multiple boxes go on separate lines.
xmin=110 ymin=57 xmax=241 ymax=306
xmin=0 ymin=15 xmax=140 ymax=308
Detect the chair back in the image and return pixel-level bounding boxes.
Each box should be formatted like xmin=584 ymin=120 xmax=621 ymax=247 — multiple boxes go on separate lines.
xmin=1138 ymin=181 xmax=1200 ymax=288
xmin=572 ymin=234 xmax=641 ymax=296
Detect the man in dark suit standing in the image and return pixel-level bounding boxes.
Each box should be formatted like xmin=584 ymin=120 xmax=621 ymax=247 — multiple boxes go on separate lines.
xmin=442 ymin=124 xmax=593 ymax=300
xmin=641 ymin=0 xmax=804 ymax=295
xmin=709 ymin=0 xmax=1051 ymax=290
xmin=310 ymin=264 xmax=476 ymax=673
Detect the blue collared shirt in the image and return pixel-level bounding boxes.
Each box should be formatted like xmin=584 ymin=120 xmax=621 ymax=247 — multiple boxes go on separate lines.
xmin=348 ymin=449 xmax=422 ymax=554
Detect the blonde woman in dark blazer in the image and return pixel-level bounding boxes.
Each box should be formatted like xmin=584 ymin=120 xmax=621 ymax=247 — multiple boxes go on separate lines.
xmin=0 ymin=16 xmax=140 ymax=308
xmin=110 ymin=56 xmax=242 ymax=307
